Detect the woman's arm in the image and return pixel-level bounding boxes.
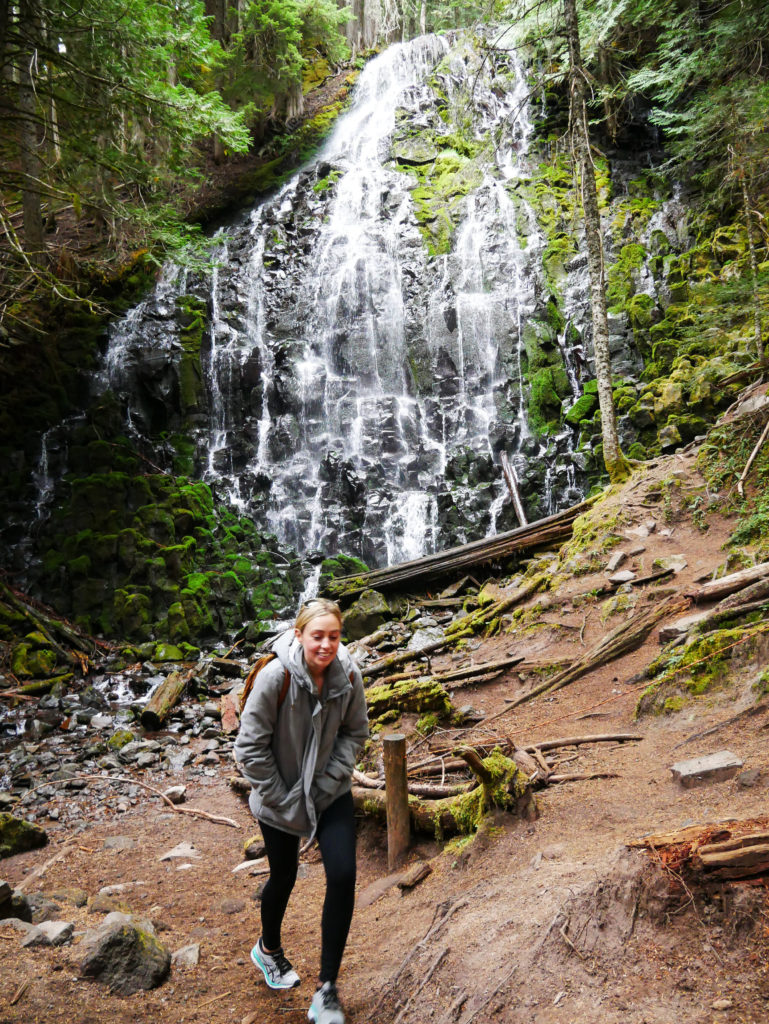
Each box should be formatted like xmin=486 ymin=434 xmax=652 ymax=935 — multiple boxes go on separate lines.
xmin=233 ymin=661 xmax=291 ymax=807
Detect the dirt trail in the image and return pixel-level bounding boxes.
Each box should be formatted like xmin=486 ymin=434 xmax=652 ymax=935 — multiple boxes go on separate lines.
xmin=2 ymin=447 xmax=769 ymax=1024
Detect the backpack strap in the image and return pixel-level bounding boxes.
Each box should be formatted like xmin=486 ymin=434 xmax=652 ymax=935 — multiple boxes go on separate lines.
xmin=240 ymin=652 xmax=291 ymax=714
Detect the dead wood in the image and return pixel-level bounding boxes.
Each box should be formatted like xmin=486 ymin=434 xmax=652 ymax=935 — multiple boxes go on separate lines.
xmin=512 ymin=747 xmax=540 ymax=777
xmin=352 ymin=750 xmax=536 ymax=836
xmin=526 ymin=732 xmax=643 ymax=752
xmin=362 ymin=638 xmax=448 ymax=680
xmin=717 ymin=574 xmax=769 ymax=610
xmin=140 ymin=663 xmax=200 ymax=730
xmin=396 ymin=862 xmax=433 ymax=890
xmin=353 ymin=767 xmax=470 ymax=799
xmin=366 ymin=678 xmax=451 ymax=719
xmin=455 ymin=746 xmax=494 ymax=786
xmin=0 ymin=581 xmax=95 ymax=665
xmin=324 ymin=498 xmax=596 ymax=600
xmin=484 ymin=595 xmax=686 ymax=721
xmin=500 ymin=450 xmax=527 ymax=526
xmin=420 ymin=596 xmax=477 ymax=609
xmin=737 ymin=414 xmax=769 ymax=498
xmin=446 ymin=570 xmax=551 ymax=641
xmin=375 ymin=654 xmax=524 ymax=688
xmin=688 ymin=560 xmax=769 ymax=604
xmin=546 ymin=771 xmax=619 ymax=783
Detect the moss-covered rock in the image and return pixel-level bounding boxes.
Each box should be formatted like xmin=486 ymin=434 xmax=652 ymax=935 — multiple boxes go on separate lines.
xmin=343 ymin=589 xmax=392 ymax=640
xmin=0 ymin=813 xmax=48 ymax=859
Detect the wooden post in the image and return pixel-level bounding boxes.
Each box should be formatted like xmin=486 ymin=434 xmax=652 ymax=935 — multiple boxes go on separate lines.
xmin=383 ymin=733 xmax=410 ymax=871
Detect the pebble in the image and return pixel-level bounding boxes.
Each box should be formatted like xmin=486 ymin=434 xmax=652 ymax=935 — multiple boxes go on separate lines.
xmin=711 ymin=998 xmax=733 ymax=1010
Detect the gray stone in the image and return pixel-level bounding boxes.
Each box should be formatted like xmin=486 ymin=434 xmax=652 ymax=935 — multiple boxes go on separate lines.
xmin=608 ymin=569 xmax=637 ymax=584
xmin=160 ymin=841 xmax=201 ymax=861
xmin=605 ymin=550 xmax=627 ymax=573
xmin=670 ymin=751 xmax=744 ymax=788
xmin=737 ymin=769 xmax=761 ymax=788
xmin=26 ymin=919 xmax=74 ymax=946
xmin=103 ymin=835 xmax=136 ymax=851
xmin=220 ymin=898 xmax=246 ymax=915
xmin=1 ymin=916 xmax=36 ymax=935
xmin=78 ymin=916 xmax=170 ymax=994
xmin=654 ymin=554 xmax=688 ymax=573
xmin=162 ymin=785 xmax=186 ymax=804
xmin=90 ymin=714 xmax=113 ymax=730
xmin=406 ymin=626 xmax=444 ymax=651
xmin=172 ymin=942 xmax=200 ymax=969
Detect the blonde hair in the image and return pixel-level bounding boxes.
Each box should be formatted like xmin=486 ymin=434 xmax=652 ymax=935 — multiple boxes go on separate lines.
xmin=294 ymin=598 xmax=343 ymax=633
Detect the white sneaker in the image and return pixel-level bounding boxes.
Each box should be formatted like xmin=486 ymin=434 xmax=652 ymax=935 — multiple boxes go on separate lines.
xmin=308 ymin=981 xmax=345 ymax=1024
xmin=250 ymin=937 xmax=300 ymax=989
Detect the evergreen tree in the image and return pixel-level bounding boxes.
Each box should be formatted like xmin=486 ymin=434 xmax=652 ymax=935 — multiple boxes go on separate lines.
xmin=0 ymin=0 xmax=250 ymax=337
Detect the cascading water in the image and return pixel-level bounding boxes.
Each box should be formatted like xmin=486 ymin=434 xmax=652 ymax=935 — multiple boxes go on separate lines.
xmin=86 ymin=33 xmax=594 ymax=576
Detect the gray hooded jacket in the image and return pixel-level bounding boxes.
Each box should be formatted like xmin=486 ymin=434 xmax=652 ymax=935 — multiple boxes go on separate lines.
xmin=233 ymin=630 xmax=369 ymax=838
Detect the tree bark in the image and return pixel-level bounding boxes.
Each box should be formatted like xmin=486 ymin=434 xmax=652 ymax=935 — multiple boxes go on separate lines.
xmin=17 ymin=0 xmax=45 ymax=265
xmin=563 ymin=0 xmax=628 ymax=483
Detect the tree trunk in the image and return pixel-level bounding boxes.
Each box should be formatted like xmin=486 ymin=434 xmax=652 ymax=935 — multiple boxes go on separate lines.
xmin=563 ymin=0 xmax=628 ymax=483
xmin=17 ymin=0 xmax=45 ymax=265
xmin=739 ymin=168 xmax=764 ymax=362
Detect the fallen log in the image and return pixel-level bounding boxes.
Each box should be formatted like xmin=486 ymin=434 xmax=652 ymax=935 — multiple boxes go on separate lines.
xmin=0 ymin=582 xmax=93 ymax=668
xmin=546 ymin=771 xmax=619 ymax=784
xmin=352 ymin=748 xmax=537 ymax=837
xmin=445 ymin=571 xmax=550 ymax=640
xmin=688 ymin=561 xmax=769 ymax=604
xmin=366 ymin=678 xmax=453 ymax=720
xmin=363 ymin=638 xmax=448 ymax=680
xmin=527 ymin=732 xmax=643 ymax=752
xmin=323 ymin=498 xmax=597 ymax=599
xmin=141 ymin=663 xmax=200 ymax=730
xmin=500 ymin=451 xmax=528 ymax=527
xmin=352 ymin=767 xmax=470 ymax=799
xmin=485 ymin=595 xmax=687 ymax=719
xmin=629 ymin=816 xmax=769 ymax=878
xmin=716 ymin=574 xmax=769 ymax=610
xmin=376 ymin=654 xmax=525 ymax=689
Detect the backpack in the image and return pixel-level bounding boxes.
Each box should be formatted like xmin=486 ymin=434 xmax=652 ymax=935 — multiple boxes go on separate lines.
xmin=240 ymin=652 xmax=290 ymax=713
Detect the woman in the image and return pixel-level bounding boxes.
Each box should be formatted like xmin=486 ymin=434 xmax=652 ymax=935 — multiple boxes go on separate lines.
xmin=234 ymin=598 xmax=369 ymax=1024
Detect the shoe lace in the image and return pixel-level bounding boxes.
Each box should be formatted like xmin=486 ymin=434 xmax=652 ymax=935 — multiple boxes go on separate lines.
xmin=320 ymin=984 xmax=341 ymax=1010
xmin=272 ymin=949 xmax=294 ymax=976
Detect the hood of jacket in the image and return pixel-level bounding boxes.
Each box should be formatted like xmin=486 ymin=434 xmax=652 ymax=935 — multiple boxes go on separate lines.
xmin=269 ymin=628 xmax=355 ymax=699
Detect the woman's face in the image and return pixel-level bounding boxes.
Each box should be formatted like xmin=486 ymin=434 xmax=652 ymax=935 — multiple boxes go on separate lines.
xmin=295 ymin=612 xmax=341 ymax=679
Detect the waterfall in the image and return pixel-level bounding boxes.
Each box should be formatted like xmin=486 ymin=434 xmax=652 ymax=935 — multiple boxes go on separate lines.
xmin=88 ymin=33 xmax=592 ymax=574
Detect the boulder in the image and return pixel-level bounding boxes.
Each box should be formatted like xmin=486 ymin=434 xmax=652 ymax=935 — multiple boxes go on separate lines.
xmin=78 ymin=914 xmax=171 ymax=994
xmin=0 ymin=814 xmax=48 ymax=859
xmin=342 ymin=589 xmax=391 ymax=641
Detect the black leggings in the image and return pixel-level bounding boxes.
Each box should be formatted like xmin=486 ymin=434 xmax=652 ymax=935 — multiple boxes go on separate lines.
xmin=259 ymin=790 xmax=357 ymax=984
